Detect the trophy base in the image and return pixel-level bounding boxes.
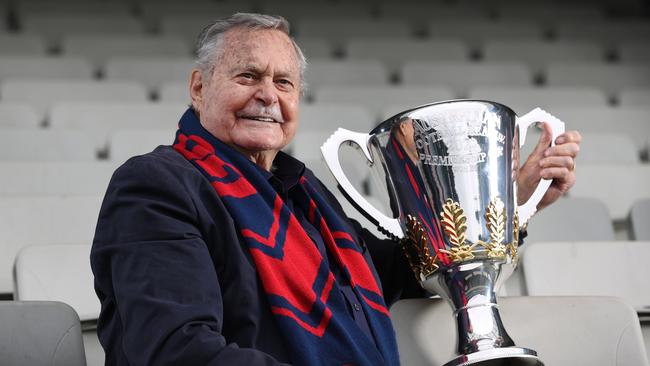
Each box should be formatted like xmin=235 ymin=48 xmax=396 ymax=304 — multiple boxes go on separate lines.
xmin=443 ymin=347 xmax=543 ymax=366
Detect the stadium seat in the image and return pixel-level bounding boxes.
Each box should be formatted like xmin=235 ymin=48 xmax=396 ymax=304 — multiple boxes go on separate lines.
xmin=378 ymin=2 xmax=490 ymax=25
xmin=141 ymin=2 xmax=253 ymax=32
xmin=630 ymin=199 xmax=650 ymax=241
xmin=523 ymin=241 xmax=650 ymax=311
xmin=260 ymin=3 xmax=372 ymax=23
xmin=525 ymin=197 xmax=615 ymax=243
xmin=296 ymin=18 xmax=412 ymax=47
xmin=618 ymin=41 xmax=650 ymax=63
xmin=0 ymin=103 xmax=41 ymax=128
xmin=0 ymin=301 xmax=86 ymax=366
xmin=545 ymin=63 xmax=650 ymax=97
xmin=103 ymin=57 xmax=194 ymax=95
xmin=61 ymin=35 xmax=191 ymax=70
xmin=428 ymin=20 xmax=544 ymax=50
xmin=108 ymin=129 xmax=174 ymax=163
xmin=391 ymin=296 xmax=649 ymax=366
xmin=0 ymin=79 xmax=149 ymax=123
xmin=0 ymin=129 xmax=97 ymax=161
xmin=293 ymin=37 xmax=335 ymax=59
xmin=467 ymin=86 xmax=608 ymax=113
xmin=334 ymin=192 xmax=389 ymax=240
xmin=15 ymin=1 xmax=130 ymax=17
xmin=14 ymin=244 xmax=104 ymax=366
xmin=400 ymin=61 xmax=532 ymax=97
xmin=570 ymin=164 xmax=650 ymax=221
xmin=291 ymin=103 xmax=375 ymax=137
xmin=20 ymin=14 xmax=146 ymax=49
xmin=495 ymin=3 xmax=605 ymax=23
xmin=304 ymin=59 xmax=390 ymax=92
xmin=0 ymin=34 xmax=48 ymax=56
xmin=344 ymin=38 xmax=469 ymax=73
xmin=313 ymin=85 xmax=455 ymax=122
xmin=550 ymin=106 xmax=650 ymax=151
xmin=481 ymin=40 xmax=605 ymax=76
xmin=158 ymin=81 xmax=189 ymax=102
xmin=576 ymin=132 xmax=641 ymax=164
xmin=554 ymin=20 xmax=650 ymax=49
xmin=0 ymin=195 xmax=103 ymax=294
xmin=49 ymin=102 xmax=186 ymax=150
xmin=0 ymin=161 xmax=118 ymax=196
xmin=0 ymin=56 xmax=93 ymax=83
xmin=618 ymin=88 xmax=650 ymax=107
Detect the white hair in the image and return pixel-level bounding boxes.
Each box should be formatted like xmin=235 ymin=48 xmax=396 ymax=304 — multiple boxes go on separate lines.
xmin=195 ymin=13 xmax=307 ymax=91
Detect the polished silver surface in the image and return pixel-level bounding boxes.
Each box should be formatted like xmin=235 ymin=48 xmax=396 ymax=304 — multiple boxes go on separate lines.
xmin=321 ymin=100 xmax=566 ymax=366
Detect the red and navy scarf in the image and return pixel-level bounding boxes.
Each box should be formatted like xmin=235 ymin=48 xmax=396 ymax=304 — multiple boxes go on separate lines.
xmin=173 ymin=109 xmax=399 ymax=365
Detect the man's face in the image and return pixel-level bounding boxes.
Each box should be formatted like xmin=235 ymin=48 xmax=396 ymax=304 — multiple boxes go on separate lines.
xmin=190 ymin=28 xmax=301 ymax=162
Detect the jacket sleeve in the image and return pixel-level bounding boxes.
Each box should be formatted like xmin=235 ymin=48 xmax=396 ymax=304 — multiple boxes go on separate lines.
xmin=91 ymin=157 xmax=290 ymax=366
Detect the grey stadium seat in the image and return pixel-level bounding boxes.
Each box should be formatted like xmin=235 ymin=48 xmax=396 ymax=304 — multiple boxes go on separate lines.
xmin=391 ymin=296 xmax=649 ymax=366
xmin=0 ymin=34 xmax=48 ymax=56
xmin=0 ymin=56 xmax=93 ymax=83
xmin=630 ymin=199 xmax=650 ymax=240
xmin=467 ymin=86 xmax=608 ymax=113
xmin=619 ymin=88 xmax=650 ymax=107
xmin=546 ymin=62 xmax=650 ymax=97
xmin=0 ymin=129 xmax=97 ymax=161
xmin=0 ymin=103 xmax=41 ymax=128
xmin=0 ymin=301 xmax=87 ymax=366
xmin=103 ymin=57 xmax=194 ymax=95
xmin=304 ymin=60 xmax=390 ymax=93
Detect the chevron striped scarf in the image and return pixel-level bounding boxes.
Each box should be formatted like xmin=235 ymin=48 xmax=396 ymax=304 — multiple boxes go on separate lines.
xmin=173 ymin=109 xmax=399 ymax=366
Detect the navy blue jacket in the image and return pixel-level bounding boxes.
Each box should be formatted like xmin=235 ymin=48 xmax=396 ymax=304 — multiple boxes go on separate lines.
xmin=91 ymin=146 xmax=421 ymax=365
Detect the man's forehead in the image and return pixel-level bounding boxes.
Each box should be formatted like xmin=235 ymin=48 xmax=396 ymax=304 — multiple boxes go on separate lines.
xmin=219 ymin=28 xmax=300 ymax=74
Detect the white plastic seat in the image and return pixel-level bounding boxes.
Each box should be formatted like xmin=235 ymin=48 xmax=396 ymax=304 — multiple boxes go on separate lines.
xmin=554 ymin=20 xmax=650 ymax=48
xmin=304 ymin=60 xmax=390 ymax=92
xmin=550 ymin=106 xmax=650 ymax=150
xmin=0 ymin=161 xmax=118 ymax=196
xmin=313 ymin=85 xmax=455 ymax=122
xmin=546 ymin=63 xmax=650 ymax=97
xmin=0 ymin=129 xmax=97 ymax=161
xmin=391 ymin=296 xmax=650 ymax=366
xmin=108 ymin=129 xmax=174 ymax=163
xmin=428 ymin=20 xmax=544 ymax=49
xmin=495 ymin=3 xmax=605 ymax=22
xmin=0 ymin=195 xmax=103 ymax=294
xmin=570 ymin=164 xmax=650 ymax=221
xmin=158 ymin=81 xmax=189 ymax=102
xmin=345 ymin=38 xmax=469 ymax=73
xmin=296 ymin=18 xmax=412 ymax=47
xmin=0 ymin=301 xmax=87 ymax=366
xmin=0 ymin=34 xmax=48 ymax=56
xmin=141 ymin=2 xmax=253 ymax=31
xmin=16 ymin=1 xmax=131 ymax=17
xmin=103 ymin=57 xmax=194 ymax=94
xmin=523 ymin=241 xmax=650 ymax=311
xmin=158 ymin=14 xmax=230 ymax=42
xmin=630 ymin=199 xmax=650 ymax=241
xmin=619 ymin=88 xmax=650 ymax=107
xmin=0 ymin=79 xmax=149 ymax=123
xmin=378 ymin=2 xmax=490 ymax=23
xmin=293 ymin=37 xmax=335 ymax=59
xmin=0 ymin=56 xmax=93 ymax=83
xmin=62 ymin=35 xmax=191 ymax=69
xmin=468 ymin=86 xmax=608 ymax=113
xmin=577 ymin=132 xmax=640 ymax=164
xmin=482 ymin=40 xmax=605 ymax=75
xmin=260 ymin=3 xmax=372 ymax=23
xmin=49 ymin=102 xmax=186 ymax=149
xmin=21 ymin=14 xmax=146 ymax=48
xmin=0 ymin=103 xmax=41 ymax=128
xmin=400 ymin=61 xmax=532 ymax=97
xmin=525 ymin=197 xmax=615 ymax=243
xmin=14 ymin=244 xmax=99 ymax=321
xmin=292 ymin=103 xmax=375 ymax=136
xmin=618 ymin=41 xmax=650 ymax=63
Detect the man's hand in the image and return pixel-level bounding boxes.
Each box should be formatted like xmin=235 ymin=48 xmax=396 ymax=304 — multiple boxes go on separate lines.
xmin=517 ymin=122 xmax=582 ymax=212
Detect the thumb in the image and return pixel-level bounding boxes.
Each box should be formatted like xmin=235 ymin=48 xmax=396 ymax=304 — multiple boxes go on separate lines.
xmin=530 ymin=122 xmax=553 ymax=157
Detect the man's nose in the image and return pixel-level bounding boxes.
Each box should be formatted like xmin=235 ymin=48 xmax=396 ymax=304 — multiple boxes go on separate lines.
xmin=254 ymin=78 xmax=278 ymax=105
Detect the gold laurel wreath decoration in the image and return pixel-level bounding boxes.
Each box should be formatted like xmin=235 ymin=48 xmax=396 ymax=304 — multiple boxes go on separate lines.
xmin=439 ymin=199 xmax=476 ymax=263
xmin=509 ymin=210 xmax=520 ymax=261
xmin=481 ymin=197 xmax=507 ymax=259
xmin=402 ymin=215 xmax=439 ymax=281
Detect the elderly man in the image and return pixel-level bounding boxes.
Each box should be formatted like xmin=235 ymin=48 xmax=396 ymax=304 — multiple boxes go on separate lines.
xmin=91 ymin=13 xmax=581 ymax=366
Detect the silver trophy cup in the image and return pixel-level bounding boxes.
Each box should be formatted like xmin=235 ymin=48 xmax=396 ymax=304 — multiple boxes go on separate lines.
xmin=321 ymin=100 xmax=565 ymax=366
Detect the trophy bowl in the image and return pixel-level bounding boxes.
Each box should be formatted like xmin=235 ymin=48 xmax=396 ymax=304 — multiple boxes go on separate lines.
xmin=321 ymin=100 xmax=565 ymax=366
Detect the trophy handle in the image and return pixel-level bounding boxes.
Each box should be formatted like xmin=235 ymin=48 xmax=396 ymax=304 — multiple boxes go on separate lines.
xmin=516 ymin=107 xmax=566 ymax=225
xmin=321 ymin=128 xmax=404 ymax=239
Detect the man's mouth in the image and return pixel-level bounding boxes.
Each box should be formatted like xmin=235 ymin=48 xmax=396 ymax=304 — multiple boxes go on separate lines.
xmin=239 ymin=115 xmax=281 ymax=123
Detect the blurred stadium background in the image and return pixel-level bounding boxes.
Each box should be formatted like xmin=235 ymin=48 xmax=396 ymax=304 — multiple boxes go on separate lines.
xmin=1 ymin=0 xmax=649 ymax=364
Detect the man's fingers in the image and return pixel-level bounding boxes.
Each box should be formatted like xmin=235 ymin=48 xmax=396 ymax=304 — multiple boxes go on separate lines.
xmin=530 ymin=122 xmax=553 ymax=156
xmin=543 ymin=142 xmax=580 ymax=158
xmin=540 ymin=166 xmax=575 ymax=180
xmin=539 ymin=156 xmax=575 ymax=170
xmin=555 ymin=130 xmax=582 ymax=145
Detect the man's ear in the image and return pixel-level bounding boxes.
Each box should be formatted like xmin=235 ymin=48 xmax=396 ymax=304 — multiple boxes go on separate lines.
xmin=189 ymin=69 xmax=204 ymax=112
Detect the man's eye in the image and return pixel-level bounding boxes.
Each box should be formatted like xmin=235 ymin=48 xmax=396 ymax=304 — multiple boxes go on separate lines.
xmin=240 ymin=73 xmax=254 ymax=79
xmin=276 ymin=79 xmax=294 ymax=87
